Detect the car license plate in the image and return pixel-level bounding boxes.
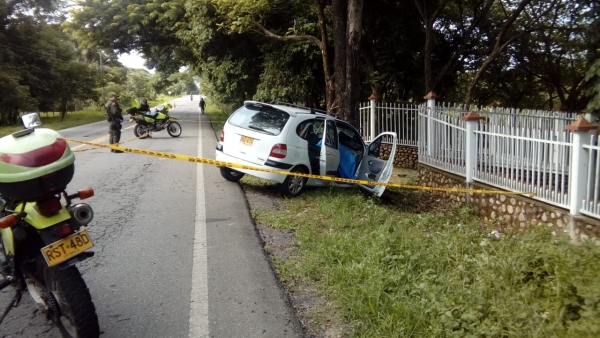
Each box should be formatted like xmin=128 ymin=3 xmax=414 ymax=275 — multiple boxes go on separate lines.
xmin=41 ymin=230 xmax=94 ymax=267
xmin=240 ymin=135 xmax=254 ymax=146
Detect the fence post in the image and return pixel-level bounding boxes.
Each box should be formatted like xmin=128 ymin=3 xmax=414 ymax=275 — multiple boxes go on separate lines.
xmin=424 ymin=92 xmax=438 ymax=156
xmin=462 ymin=111 xmax=485 ymax=183
xmin=369 ymin=94 xmax=377 ymax=142
xmin=566 ymin=119 xmax=597 ymax=238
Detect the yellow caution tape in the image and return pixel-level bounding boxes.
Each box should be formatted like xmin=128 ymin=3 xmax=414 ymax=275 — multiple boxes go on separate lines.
xmin=63 ymin=138 xmax=535 ymax=197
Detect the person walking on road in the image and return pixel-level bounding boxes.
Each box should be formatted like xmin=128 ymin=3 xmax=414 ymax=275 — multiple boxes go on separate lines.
xmin=199 ymin=96 xmax=206 ymax=114
xmin=105 ymin=93 xmax=124 ymax=153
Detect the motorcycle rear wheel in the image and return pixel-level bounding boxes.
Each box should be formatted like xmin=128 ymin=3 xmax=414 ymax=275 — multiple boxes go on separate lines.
xmin=134 ymin=124 xmax=150 ymax=139
xmin=44 ymin=266 xmax=100 ymax=338
xmin=167 ymin=121 xmax=182 ymax=138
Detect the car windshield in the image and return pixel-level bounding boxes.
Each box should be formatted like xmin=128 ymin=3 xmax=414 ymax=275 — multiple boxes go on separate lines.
xmin=228 ymin=105 xmax=290 ymax=136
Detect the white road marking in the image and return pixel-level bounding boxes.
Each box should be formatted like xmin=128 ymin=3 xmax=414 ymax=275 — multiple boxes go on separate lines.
xmin=189 ymin=116 xmax=209 ymax=337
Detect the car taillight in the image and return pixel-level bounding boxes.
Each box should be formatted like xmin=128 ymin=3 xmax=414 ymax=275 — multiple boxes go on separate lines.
xmin=0 ymin=138 xmax=67 ymax=167
xmin=35 ymin=196 xmax=62 ymax=217
xmin=220 ymin=129 xmax=225 ymax=142
xmin=269 ymin=144 xmax=287 ymax=159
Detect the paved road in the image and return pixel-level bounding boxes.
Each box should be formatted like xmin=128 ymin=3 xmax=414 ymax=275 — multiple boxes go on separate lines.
xmin=0 ymin=98 xmax=302 ymax=337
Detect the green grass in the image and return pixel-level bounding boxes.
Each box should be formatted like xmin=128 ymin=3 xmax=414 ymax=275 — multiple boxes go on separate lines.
xmin=242 ymin=179 xmax=600 ymax=338
xmin=0 ymin=94 xmax=178 ymax=138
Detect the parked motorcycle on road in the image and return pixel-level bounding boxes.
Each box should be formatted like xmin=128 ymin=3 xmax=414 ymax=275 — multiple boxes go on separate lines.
xmin=0 ymin=113 xmax=100 ymax=338
xmin=127 ymin=103 xmax=182 ymax=139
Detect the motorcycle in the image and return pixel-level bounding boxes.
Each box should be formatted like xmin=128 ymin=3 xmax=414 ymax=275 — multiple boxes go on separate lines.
xmin=0 ymin=113 xmax=100 ymax=337
xmin=128 ymin=103 xmax=182 ymax=139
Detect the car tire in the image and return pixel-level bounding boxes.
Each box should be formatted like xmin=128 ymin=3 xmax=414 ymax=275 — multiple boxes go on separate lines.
xmin=278 ymin=167 xmax=308 ymax=198
xmin=220 ymin=167 xmax=245 ymax=182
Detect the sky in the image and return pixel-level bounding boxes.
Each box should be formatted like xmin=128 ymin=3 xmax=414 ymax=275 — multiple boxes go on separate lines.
xmin=118 ymin=51 xmax=155 ymax=73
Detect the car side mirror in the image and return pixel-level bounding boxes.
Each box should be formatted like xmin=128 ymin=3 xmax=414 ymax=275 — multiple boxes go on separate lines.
xmin=21 ymin=113 xmax=42 ymax=129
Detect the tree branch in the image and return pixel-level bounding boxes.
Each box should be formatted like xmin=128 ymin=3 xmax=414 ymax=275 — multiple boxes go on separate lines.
xmin=251 ymin=20 xmax=322 ymax=48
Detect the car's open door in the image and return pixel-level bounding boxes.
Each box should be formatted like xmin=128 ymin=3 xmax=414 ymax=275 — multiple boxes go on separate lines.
xmin=357 ymin=132 xmax=397 ymax=196
xmin=319 ymin=118 xmax=340 ymax=178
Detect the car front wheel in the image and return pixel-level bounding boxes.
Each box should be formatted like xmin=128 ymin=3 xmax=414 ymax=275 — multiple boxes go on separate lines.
xmin=278 ymin=167 xmax=308 ymax=197
xmin=220 ymin=167 xmax=245 ymax=182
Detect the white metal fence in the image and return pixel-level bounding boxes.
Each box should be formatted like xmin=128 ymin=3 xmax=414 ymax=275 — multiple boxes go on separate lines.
xmin=360 ymin=97 xmax=599 ymax=220
xmin=359 ymin=101 xmax=420 ymax=145
xmin=582 ymin=135 xmax=600 ymax=218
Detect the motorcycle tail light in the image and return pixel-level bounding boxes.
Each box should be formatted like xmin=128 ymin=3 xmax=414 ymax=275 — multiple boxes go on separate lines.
xmin=55 ymin=224 xmax=72 ymax=238
xmin=0 ymin=215 xmax=17 ymax=229
xmin=35 ymin=196 xmax=62 ymax=217
xmin=0 ymin=138 xmax=67 ymax=167
xmin=269 ymin=144 xmax=287 ymax=159
xmin=77 ymin=188 xmax=95 ymax=200
xmin=220 ymin=129 xmax=224 ymax=142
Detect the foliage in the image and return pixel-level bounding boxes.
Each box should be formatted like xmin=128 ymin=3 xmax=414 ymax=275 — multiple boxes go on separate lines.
xmin=585 ymin=59 xmax=600 ymax=115
xmin=248 ymin=186 xmax=600 ymax=337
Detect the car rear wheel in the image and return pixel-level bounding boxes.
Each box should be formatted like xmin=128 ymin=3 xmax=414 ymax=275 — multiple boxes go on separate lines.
xmin=220 ymin=167 xmax=245 ymax=182
xmin=279 ymin=167 xmax=308 ymax=197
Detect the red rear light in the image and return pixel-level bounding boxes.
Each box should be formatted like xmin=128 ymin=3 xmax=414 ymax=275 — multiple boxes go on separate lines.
xmin=0 ymin=215 xmax=17 ymax=229
xmin=220 ymin=129 xmax=224 ymax=142
xmin=269 ymin=144 xmax=287 ymax=159
xmin=35 ymin=196 xmax=62 ymax=217
xmin=0 ymin=138 xmax=67 ymax=167
xmin=78 ymin=188 xmax=95 ymax=200
xmin=55 ymin=224 xmax=72 ymax=238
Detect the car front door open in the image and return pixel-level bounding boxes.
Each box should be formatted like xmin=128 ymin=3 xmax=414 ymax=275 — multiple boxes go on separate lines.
xmin=357 ymin=132 xmax=398 ymax=196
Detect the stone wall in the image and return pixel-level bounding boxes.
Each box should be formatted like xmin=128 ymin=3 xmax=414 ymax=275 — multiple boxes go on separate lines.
xmin=418 ymin=163 xmax=600 ymax=241
xmin=381 ymin=144 xmax=418 ymax=169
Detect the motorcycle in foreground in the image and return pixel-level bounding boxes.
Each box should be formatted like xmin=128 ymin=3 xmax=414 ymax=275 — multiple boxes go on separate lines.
xmin=0 ymin=113 xmax=100 ymax=337
xmin=128 ymin=103 xmax=182 ymax=139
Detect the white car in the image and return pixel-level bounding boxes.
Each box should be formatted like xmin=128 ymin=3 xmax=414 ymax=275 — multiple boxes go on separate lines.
xmin=215 ymin=101 xmax=398 ymax=197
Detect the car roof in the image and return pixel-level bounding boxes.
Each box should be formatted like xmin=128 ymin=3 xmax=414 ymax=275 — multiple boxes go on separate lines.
xmin=243 ymin=101 xmax=331 ymax=118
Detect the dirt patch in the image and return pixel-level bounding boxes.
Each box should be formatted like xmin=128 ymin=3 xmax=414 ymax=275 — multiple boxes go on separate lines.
xmin=243 ymin=186 xmax=351 ymax=338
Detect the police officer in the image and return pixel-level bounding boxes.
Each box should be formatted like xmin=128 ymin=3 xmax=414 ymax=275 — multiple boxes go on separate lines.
xmin=139 ymin=98 xmax=150 ymax=113
xmin=199 ymin=96 xmax=206 ymax=114
xmin=105 ymin=93 xmax=124 ymax=153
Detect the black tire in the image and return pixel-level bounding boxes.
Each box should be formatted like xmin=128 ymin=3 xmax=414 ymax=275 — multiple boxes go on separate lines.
xmin=278 ymin=167 xmax=308 ymax=197
xmin=134 ymin=124 xmax=149 ymax=139
xmin=44 ymin=266 xmax=100 ymax=338
xmin=220 ymin=167 xmax=245 ymax=182
xmin=167 ymin=121 xmax=182 ymax=137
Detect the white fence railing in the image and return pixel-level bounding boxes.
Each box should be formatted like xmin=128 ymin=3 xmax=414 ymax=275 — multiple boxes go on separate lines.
xmin=360 ymin=97 xmax=598 ymax=221
xmin=582 ymin=135 xmax=600 ymax=218
xmin=359 ymin=101 xmax=420 ymax=145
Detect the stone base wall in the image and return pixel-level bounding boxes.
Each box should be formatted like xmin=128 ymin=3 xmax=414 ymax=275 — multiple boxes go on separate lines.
xmin=381 ymin=144 xmax=418 ymax=169
xmin=418 ymin=164 xmax=600 ymax=241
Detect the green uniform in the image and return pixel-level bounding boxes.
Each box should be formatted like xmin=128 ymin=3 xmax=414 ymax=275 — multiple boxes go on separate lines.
xmin=105 ymin=100 xmax=124 ymax=152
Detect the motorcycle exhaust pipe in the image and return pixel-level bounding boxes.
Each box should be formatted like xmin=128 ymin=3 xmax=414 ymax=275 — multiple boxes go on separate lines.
xmin=68 ymin=203 xmax=94 ymax=226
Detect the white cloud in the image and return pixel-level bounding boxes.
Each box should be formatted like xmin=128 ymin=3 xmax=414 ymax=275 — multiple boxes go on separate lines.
xmin=118 ymin=51 xmax=155 ymax=73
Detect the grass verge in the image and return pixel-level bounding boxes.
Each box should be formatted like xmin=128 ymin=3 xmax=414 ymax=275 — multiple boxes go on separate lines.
xmin=243 ymin=177 xmax=600 ymax=338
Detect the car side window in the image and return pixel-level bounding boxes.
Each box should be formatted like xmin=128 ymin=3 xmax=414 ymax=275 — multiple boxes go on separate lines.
xmin=325 ymin=120 xmax=338 ymax=149
xmin=336 ymin=121 xmax=362 ymax=151
xmin=368 ymin=136 xmax=382 ymax=157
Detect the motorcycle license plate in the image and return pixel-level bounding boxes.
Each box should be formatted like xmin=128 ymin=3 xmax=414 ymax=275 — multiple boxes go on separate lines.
xmin=41 ymin=230 xmax=94 ymax=267
xmin=240 ymin=135 xmax=254 ymax=146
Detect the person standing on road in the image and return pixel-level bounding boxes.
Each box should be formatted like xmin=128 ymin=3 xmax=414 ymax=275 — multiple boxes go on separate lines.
xmin=199 ymin=96 xmax=206 ymax=114
xmin=105 ymin=93 xmax=124 ymax=153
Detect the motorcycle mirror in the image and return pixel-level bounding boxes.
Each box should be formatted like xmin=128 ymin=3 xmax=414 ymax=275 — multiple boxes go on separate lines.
xmin=21 ymin=113 xmax=42 ymax=129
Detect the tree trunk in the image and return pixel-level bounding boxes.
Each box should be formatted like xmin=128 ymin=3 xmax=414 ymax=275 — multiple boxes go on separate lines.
xmin=315 ymin=0 xmax=335 ymax=111
xmin=343 ymin=0 xmax=364 ymax=126
xmin=331 ymin=0 xmax=348 ymax=114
